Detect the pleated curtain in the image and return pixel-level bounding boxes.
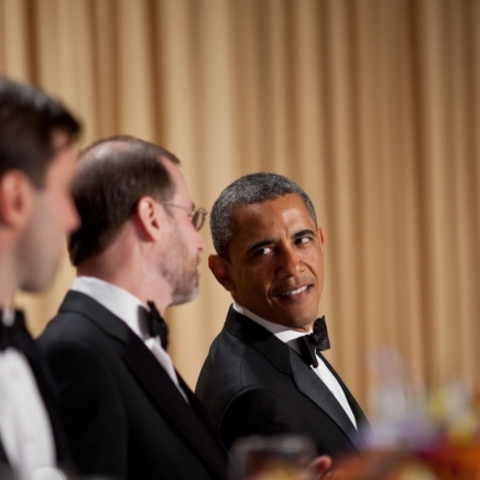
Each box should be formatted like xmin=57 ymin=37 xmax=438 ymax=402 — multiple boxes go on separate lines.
xmin=1 ymin=0 xmax=479 ymax=413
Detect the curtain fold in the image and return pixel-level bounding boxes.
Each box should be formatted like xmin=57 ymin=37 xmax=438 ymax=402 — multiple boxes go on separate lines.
xmin=1 ymin=0 xmax=479 ymax=412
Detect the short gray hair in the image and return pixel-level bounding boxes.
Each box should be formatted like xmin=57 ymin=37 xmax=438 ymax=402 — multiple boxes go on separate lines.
xmin=210 ymin=172 xmax=317 ymax=259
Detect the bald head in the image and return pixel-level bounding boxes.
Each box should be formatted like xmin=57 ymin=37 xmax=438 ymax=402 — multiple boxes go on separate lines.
xmin=69 ymin=135 xmax=180 ymax=266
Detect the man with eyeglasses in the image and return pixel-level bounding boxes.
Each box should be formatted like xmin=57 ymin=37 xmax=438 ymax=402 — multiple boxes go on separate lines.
xmin=37 ymin=136 xmax=228 ymax=480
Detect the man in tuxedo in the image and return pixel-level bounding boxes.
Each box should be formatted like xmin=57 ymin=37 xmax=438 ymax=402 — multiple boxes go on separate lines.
xmin=0 ymin=76 xmax=81 ymax=479
xmin=196 ymin=172 xmax=369 ymax=463
xmin=37 ymin=136 xmax=228 ymax=480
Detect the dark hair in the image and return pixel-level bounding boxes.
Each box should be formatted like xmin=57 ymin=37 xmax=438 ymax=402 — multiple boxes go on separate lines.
xmin=0 ymin=76 xmax=81 ymax=188
xmin=69 ymin=135 xmax=180 ymax=266
xmin=210 ymin=172 xmax=317 ymax=260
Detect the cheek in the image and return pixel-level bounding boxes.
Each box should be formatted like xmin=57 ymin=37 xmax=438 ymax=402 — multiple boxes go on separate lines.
xmin=235 ymin=268 xmax=267 ymax=296
xmin=306 ymin=251 xmax=324 ymax=274
xmin=49 ymin=199 xmax=65 ymax=227
xmin=52 ymin=191 xmax=75 ymax=224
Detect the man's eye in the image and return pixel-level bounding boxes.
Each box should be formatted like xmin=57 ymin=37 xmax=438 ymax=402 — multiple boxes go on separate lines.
xmin=296 ymin=237 xmax=311 ymax=245
xmin=255 ymin=246 xmax=272 ymax=256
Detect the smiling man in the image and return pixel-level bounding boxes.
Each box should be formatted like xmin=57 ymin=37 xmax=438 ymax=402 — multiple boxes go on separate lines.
xmin=196 ymin=172 xmax=369 ymax=462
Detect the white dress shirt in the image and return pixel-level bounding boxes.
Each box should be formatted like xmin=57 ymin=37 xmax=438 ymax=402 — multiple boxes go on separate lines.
xmin=72 ymin=276 xmax=188 ymax=402
xmin=0 ymin=309 xmax=56 ymax=480
xmin=233 ymin=302 xmax=357 ymax=429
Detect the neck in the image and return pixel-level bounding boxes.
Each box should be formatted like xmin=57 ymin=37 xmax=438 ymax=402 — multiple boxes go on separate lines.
xmin=77 ymin=267 xmax=173 ymax=315
xmin=0 ymin=240 xmax=18 ymax=308
xmin=77 ymin=239 xmax=173 ymax=316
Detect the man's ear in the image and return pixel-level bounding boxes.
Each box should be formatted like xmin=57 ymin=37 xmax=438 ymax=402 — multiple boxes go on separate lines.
xmin=208 ymin=254 xmax=236 ymax=293
xmin=317 ymin=227 xmax=325 ymax=255
xmin=134 ymin=196 xmax=162 ymax=241
xmin=0 ymin=171 xmax=34 ymax=229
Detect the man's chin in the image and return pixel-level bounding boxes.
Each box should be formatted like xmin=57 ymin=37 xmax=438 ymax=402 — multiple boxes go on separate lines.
xmin=20 ymin=267 xmax=58 ymax=293
xmin=270 ymin=307 xmax=318 ymax=331
xmin=171 ymin=284 xmax=200 ymax=306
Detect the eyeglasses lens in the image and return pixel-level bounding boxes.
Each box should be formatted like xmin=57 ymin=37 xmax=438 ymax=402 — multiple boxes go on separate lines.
xmin=191 ymin=209 xmax=206 ymax=231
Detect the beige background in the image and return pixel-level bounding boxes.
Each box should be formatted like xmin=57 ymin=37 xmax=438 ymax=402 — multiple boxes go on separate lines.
xmin=1 ymin=0 xmax=479 ymax=415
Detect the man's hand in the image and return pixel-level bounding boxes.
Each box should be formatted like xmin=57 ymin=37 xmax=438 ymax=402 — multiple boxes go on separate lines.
xmin=308 ymin=455 xmax=333 ymax=479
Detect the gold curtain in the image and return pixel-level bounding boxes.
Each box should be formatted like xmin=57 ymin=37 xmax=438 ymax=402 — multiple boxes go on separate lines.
xmin=1 ymin=0 xmax=479 ymax=413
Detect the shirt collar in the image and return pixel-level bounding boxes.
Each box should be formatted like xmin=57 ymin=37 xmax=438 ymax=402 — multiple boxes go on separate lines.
xmin=72 ymin=276 xmax=151 ymax=340
xmin=233 ymin=302 xmax=311 ymax=344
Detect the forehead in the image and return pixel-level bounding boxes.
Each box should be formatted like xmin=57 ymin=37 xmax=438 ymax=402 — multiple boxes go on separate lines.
xmin=231 ymin=194 xmax=316 ymax=246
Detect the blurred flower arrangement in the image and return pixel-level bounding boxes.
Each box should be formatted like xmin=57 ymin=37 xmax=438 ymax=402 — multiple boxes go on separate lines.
xmin=336 ymin=349 xmax=480 ymax=479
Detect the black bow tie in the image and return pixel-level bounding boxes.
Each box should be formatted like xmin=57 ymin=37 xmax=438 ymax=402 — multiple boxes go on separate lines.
xmin=297 ymin=316 xmax=330 ymax=368
xmin=147 ymin=301 xmax=169 ymax=350
xmin=0 ymin=310 xmax=28 ymax=351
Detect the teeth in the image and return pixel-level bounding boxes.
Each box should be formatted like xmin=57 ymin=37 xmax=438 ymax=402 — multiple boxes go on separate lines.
xmin=282 ymin=285 xmax=308 ymax=296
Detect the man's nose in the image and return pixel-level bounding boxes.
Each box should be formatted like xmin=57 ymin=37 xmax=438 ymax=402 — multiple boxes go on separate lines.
xmin=197 ymin=231 xmax=207 ymax=252
xmin=276 ymin=246 xmax=303 ymax=277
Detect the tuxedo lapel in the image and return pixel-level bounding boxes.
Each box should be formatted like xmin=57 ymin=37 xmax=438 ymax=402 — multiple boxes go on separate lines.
xmin=226 ymin=307 xmax=359 ymax=447
xmin=318 ymin=352 xmax=372 ymax=440
xmin=177 ymin=373 xmax=226 ymax=445
xmin=122 ymin=333 xmax=227 ymax=479
xmin=0 ymin=438 xmax=9 ymax=465
xmin=289 ymin=352 xmax=358 ymax=446
xmin=10 ymin=314 xmax=72 ymax=465
xmin=0 ymin=437 xmax=13 ymax=480
xmin=60 ymin=291 xmax=226 ymax=479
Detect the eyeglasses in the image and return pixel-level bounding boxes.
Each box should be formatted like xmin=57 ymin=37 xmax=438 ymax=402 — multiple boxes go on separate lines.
xmin=162 ymin=203 xmax=208 ymax=231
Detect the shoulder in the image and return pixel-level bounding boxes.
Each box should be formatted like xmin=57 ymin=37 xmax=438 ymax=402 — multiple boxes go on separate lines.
xmin=197 ymin=328 xmax=244 ymax=395
xmin=38 ymin=291 xmax=129 ymax=350
xmin=37 ymin=315 xmax=127 ymax=419
xmin=38 ymin=321 xmax=114 ymax=378
xmin=196 ymin=325 xmax=289 ymax=420
xmin=38 ymin=311 xmax=110 ymax=351
xmin=37 ymin=308 xmax=127 ymax=391
xmin=197 ymin=323 xmax=260 ymax=389
xmin=198 ymin=316 xmax=293 ymax=393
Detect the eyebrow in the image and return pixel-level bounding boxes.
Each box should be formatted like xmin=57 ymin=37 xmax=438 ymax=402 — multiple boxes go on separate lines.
xmin=246 ymin=239 xmax=275 ymax=256
xmin=293 ymin=229 xmax=316 ymax=239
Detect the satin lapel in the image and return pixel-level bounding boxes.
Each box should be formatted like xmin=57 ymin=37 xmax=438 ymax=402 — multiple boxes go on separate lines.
xmin=227 ymin=308 xmax=358 ymax=447
xmin=60 ymin=291 xmax=226 ymax=478
xmin=122 ymin=330 xmax=226 ymax=480
xmin=0 ymin=440 xmax=7 ymax=465
xmin=13 ymin=315 xmax=72 ymax=465
xmin=289 ymin=352 xmax=358 ymax=446
xmin=177 ymin=374 xmax=224 ymax=442
xmin=0 ymin=438 xmax=12 ymax=480
xmin=318 ymin=352 xmax=372 ymax=441
xmin=177 ymin=374 xmax=230 ymax=462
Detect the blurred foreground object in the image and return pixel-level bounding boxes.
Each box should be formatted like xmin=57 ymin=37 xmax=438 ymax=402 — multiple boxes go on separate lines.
xmin=230 ymin=435 xmax=317 ymax=480
xmin=334 ymin=369 xmax=480 ymax=479
xmin=0 ymin=76 xmax=81 ymax=479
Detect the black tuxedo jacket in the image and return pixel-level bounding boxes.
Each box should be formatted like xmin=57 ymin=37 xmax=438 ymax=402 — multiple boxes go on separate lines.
xmin=37 ymin=291 xmax=228 ymax=480
xmin=0 ymin=312 xmax=73 ymax=477
xmin=196 ymin=307 xmax=369 ymax=458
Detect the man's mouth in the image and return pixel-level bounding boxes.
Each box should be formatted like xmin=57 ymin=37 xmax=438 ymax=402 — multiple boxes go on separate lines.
xmin=279 ymin=285 xmax=308 ymax=297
